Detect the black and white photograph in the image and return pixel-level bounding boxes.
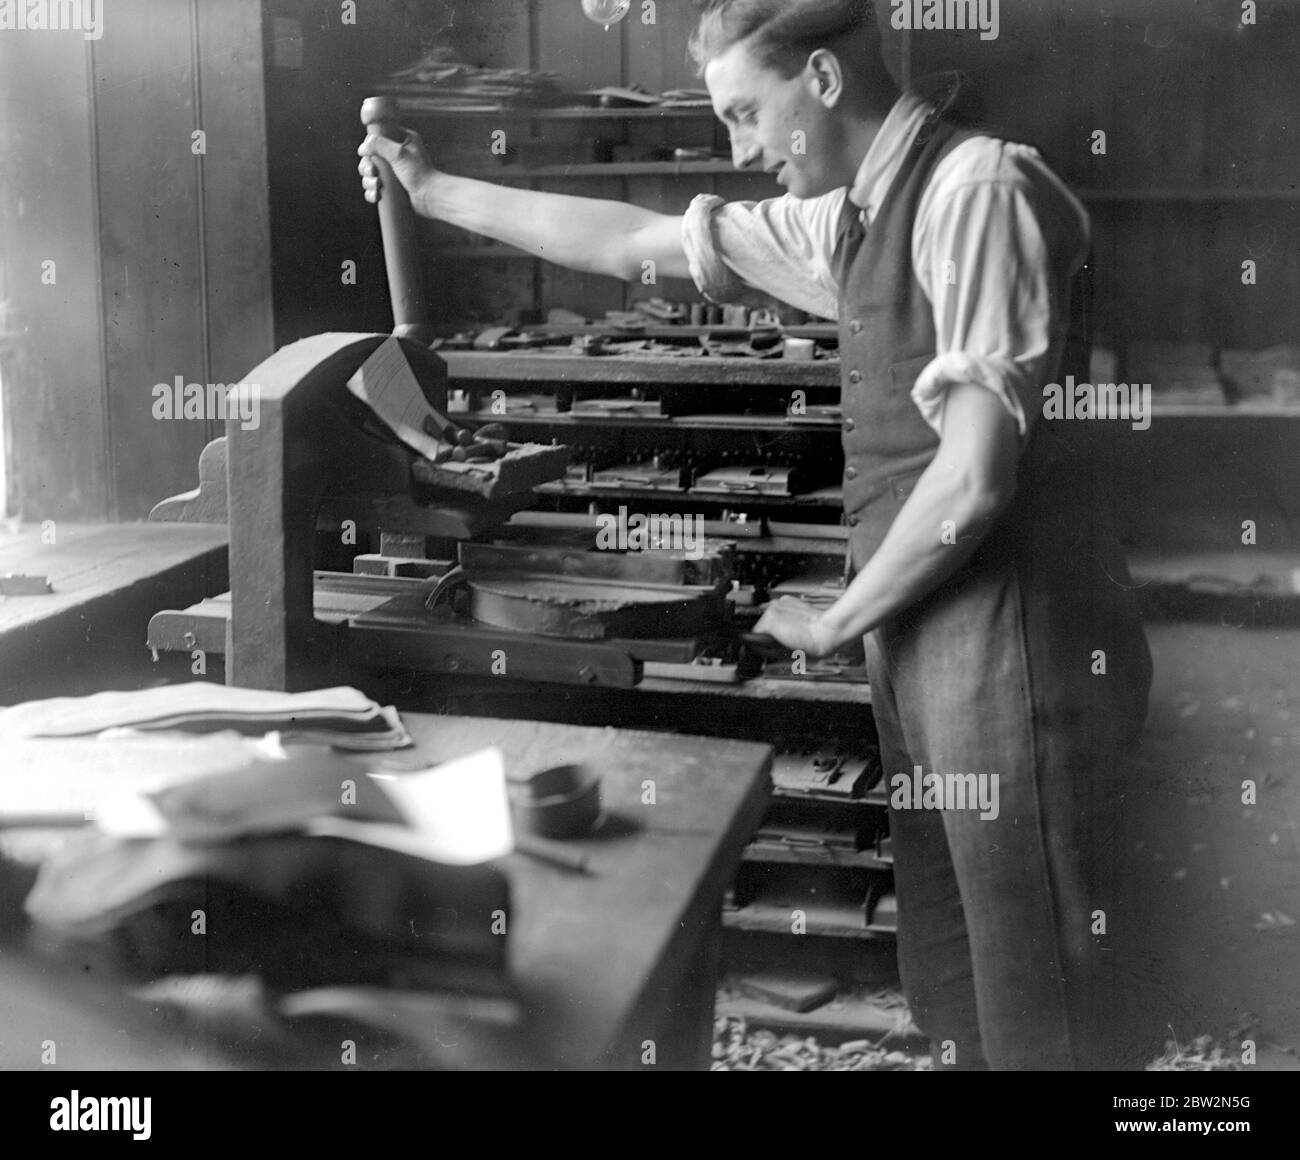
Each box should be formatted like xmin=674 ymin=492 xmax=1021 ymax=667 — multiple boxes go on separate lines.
xmin=0 ymin=0 xmax=1295 ymax=1113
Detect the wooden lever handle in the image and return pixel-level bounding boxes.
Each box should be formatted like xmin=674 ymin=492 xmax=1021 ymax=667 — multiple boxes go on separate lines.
xmin=361 ymin=96 xmax=435 ymax=343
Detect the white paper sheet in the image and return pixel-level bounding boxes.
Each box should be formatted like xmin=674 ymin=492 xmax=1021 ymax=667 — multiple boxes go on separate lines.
xmin=364 ymin=748 xmax=514 ymax=865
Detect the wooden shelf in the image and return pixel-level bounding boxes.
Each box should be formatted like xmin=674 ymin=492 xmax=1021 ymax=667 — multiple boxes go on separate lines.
xmin=535 ymin=481 xmax=844 ymax=509
xmin=723 ymin=904 xmax=894 ymax=941
xmin=387 ymin=93 xmax=1295 ymax=202
xmin=380 ymin=95 xmax=717 ymax=121
xmin=457 ymin=410 xmax=839 ymax=432
xmin=484 ymin=403 xmax=1300 ymax=422
xmin=441 ymin=350 xmax=840 ymax=387
xmin=1079 ymin=188 xmax=1300 ymax=203
xmin=743 ymin=841 xmax=892 ymax=871
xmin=1147 ymin=403 xmax=1300 ymax=418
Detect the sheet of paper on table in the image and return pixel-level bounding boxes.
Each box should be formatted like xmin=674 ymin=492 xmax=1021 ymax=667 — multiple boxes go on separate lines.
xmin=355 ymin=748 xmax=513 ymax=865
xmin=0 ymin=734 xmax=513 ymax=868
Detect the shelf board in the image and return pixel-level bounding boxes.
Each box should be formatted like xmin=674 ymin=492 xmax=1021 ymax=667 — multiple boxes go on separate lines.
xmin=769 ymin=787 xmax=886 ymax=806
xmin=1079 ymin=188 xmax=1300 ymax=203
xmin=743 ymin=841 xmax=892 ymax=870
xmin=535 ymin=481 xmax=844 ymax=509
xmin=723 ymin=905 xmax=895 ymax=941
xmin=379 ymin=95 xmax=717 ymax=121
xmin=632 ymin=674 xmax=871 ymax=704
xmin=440 ymin=350 xmax=840 ymax=387
xmin=457 ymin=409 xmax=839 ymax=432
xmin=1147 ymin=402 xmax=1300 ymax=418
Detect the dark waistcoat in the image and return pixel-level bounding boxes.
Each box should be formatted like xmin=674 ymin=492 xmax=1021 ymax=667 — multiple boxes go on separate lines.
xmin=834 ymin=113 xmax=1093 ymax=575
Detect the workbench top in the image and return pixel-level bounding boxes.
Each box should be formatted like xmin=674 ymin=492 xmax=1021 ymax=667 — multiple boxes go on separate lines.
xmin=0 ymin=523 xmax=228 ymax=703
xmin=403 ymin=713 xmax=772 ymax=1068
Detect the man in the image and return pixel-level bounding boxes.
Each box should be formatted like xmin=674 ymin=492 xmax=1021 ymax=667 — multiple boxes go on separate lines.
xmin=359 ymin=0 xmax=1153 ymax=1069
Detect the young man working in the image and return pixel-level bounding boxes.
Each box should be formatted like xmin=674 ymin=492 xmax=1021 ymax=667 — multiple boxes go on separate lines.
xmin=359 ymin=0 xmax=1154 ymax=1069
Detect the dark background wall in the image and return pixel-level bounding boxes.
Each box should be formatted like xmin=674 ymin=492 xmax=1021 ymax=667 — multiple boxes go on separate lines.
xmin=265 ymin=0 xmax=1300 ymax=353
xmin=1 ymin=0 xmax=1296 ymax=527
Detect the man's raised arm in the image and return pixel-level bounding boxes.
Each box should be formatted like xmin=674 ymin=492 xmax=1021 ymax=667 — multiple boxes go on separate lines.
xmin=357 ymin=128 xmax=692 ymax=283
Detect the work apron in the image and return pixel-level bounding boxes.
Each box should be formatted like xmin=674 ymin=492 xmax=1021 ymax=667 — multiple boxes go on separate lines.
xmin=835 ymin=110 xmax=1154 ymax=1069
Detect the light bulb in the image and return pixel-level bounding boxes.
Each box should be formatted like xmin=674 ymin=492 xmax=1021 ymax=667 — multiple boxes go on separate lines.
xmin=582 ymin=0 xmax=631 ymax=29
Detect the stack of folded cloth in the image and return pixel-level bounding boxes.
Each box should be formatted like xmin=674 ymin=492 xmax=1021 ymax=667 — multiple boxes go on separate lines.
xmin=0 ymin=683 xmax=411 ymax=751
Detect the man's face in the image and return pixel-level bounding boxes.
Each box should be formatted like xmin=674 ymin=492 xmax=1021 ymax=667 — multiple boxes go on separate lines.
xmin=706 ymin=40 xmax=840 ymax=198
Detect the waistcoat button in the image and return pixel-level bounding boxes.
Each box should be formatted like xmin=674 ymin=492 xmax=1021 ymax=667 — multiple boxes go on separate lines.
xmin=849 ymin=320 xmax=863 ymax=335
xmin=848 ymin=370 xmax=863 ymax=384
xmin=848 ymin=515 xmax=860 ymax=527
xmin=845 ymin=466 xmax=859 ymax=480
xmin=844 ymin=417 xmax=856 ymax=431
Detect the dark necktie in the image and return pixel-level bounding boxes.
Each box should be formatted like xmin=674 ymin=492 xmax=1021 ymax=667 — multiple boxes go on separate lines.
xmin=831 ymin=193 xmax=868 ymax=293
xmin=832 ymin=99 xmax=952 ymax=294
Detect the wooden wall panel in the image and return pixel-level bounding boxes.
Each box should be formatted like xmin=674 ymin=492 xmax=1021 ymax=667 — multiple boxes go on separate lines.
xmin=196 ymin=0 xmax=276 ymax=397
xmin=535 ymin=0 xmax=623 ymax=317
xmin=624 ymin=0 xmax=699 ymax=95
xmin=450 ymin=0 xmax=532 ymax=70
xmin=536 ymin=0 xmax=623 ymax=89
xmin=0 ymin=32 xmax=109 ymax=521
xmin=1 ymin=1 xmax=274 ymax=522
xmin=93 ymin=1 xmax=208 ymax=519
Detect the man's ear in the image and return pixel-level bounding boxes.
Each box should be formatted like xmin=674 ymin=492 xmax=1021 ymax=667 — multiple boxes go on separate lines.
xmin=806 ymin=48 xmax=844 ymax=106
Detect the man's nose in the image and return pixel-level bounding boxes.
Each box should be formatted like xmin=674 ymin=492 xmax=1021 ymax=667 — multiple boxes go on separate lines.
xmin=730 ymin=136 xmax=761 ymax=170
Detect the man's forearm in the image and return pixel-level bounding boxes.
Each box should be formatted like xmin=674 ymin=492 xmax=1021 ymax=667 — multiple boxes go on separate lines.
xmin=420 ymin=172 xmax=681 ymax=281
xmin=817 ymin=463 xmax=1010 ymax=652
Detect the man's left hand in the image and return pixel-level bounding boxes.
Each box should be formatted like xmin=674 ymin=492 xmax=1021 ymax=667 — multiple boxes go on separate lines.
xmin=753 ymin=596 xmax=836 ymax=659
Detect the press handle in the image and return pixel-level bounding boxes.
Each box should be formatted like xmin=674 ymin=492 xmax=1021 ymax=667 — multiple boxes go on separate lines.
xmin=361 ymin=95 xmax=435 ymax=343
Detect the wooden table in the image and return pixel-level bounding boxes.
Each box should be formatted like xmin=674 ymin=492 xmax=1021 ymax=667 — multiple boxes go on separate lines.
xmin=404 ymin=714 xmax=771 ymax=1069
xmin=0 ymin=523 xmax=228 ymax=704
xmin=0 ymin=712 xmax=771 ymax=1071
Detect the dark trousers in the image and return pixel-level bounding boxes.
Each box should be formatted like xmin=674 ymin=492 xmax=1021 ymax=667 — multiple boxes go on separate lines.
xmin=865 ymin=543 xmax=1153 ymax=1070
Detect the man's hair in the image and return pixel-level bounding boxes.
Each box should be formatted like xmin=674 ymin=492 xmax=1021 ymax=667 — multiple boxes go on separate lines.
xmin=689 ymin=0 xmax=882 ymax=79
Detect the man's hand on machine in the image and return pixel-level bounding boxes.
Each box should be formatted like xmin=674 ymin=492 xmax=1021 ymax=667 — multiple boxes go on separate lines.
xmin=753 ymin=596 xmax=837 ymax=659
xmin=357 ymin=127 xmax=439 ymax=214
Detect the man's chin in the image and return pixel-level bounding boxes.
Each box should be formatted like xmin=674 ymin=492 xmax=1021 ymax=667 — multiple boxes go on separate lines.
xmin=782 ymin=171 xmax=835 ymax=199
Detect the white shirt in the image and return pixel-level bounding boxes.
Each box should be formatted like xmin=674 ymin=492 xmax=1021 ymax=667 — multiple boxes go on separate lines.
xmin=681 ymin=90 xmax=1091 ymax=441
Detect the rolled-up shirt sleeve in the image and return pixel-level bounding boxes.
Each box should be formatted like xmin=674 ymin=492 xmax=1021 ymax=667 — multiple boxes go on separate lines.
xmin=910 ymin=148 xmax=1090 ymax=443
xmin=682 ymin=191 xmax=843 ymax=320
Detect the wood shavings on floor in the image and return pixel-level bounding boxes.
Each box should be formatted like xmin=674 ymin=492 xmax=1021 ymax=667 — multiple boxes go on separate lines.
xmin=711 ymin=1017 xmax=932 ymax=1071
